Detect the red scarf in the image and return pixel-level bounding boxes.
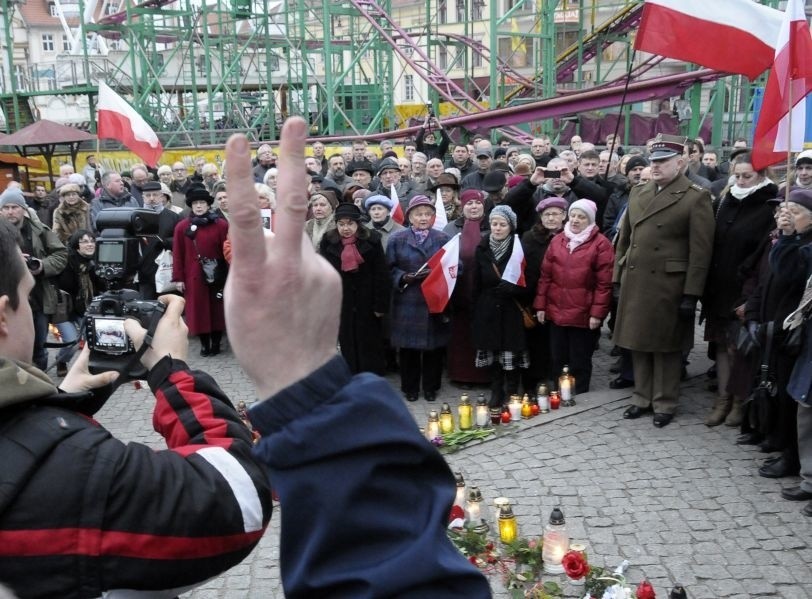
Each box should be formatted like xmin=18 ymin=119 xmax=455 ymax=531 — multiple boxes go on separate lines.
xmin=340 ymin=235 xmax=365 ymax=272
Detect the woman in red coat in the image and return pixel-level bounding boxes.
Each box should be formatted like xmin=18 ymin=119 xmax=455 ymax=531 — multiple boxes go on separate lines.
xmin=534 ymin=199 xmax=614 ymax=393
xmin=172 ymin=184 xmax=229 ymax=356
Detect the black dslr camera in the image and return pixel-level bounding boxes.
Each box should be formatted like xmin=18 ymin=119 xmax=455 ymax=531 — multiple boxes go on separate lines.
xmin=86 ymin=208 xmax=165 ymax=379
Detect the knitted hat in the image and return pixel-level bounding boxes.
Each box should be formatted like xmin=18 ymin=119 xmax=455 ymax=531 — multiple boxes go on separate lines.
xmin=795 ymin=149 xmax=812 ymax=167
xmin=160 ymin=182 xmax=172 ymax=200
xmin=0 ymin=188 xmax=27 ymax=208
xmin=364 ymin=194 xmax=394 ymax=211
xmin=405 ymin=194 xmax=435 ymax=217
xmin=489 ymin=205 xmax=517 ymax=230
xmin=460 ymin=189 xmax=484 ymax=207
xmin=185 ymin=183 xmax=214 ymax=207
xmin=68 ymin=173 xmax=86 ymax=186
xmin=536 ymin=197 xmax=568 ymax=213
xmin=334 ymin=202 xmax=363 ymax=222
xmin=569 ymin=198 xmax=597 ymax=224
xmin=624 ymin=155 xmax=649 ymax=175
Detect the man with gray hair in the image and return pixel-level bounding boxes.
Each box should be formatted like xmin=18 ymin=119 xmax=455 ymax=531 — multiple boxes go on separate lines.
xmin=90 ymin=171 xmax=140 ymax=227
xmin=253 ymin=144 xmax=276 ymax=183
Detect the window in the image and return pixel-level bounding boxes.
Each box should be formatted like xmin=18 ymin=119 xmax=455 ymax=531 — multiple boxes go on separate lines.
xmin=62 ymin=34 xmax=70 ymax=52
xmin=49 ymin=4 xmax=58 ymax=16
xmin=456 ymin=0 xmax=465 ymax=22
xmin=404 ymin=74 xmax=414 ymax=101
xmin=506 ymin=0 xmax=531 ymax=14
xmin=438 ymin=46 xmax=448 ymax=70
xmin=472 ymin=0 xmax=484 ymax=20
xmin=439 ymin=0 xmax=447 ymax=24
xmin=42 ymin=34 xmax=54 ymax=52
xmin=472 ymin=37 xmax=483 ymax=68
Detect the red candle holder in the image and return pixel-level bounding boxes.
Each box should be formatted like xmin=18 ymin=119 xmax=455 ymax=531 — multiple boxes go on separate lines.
xmin=550 ymin=391 xmax=561 ymax=410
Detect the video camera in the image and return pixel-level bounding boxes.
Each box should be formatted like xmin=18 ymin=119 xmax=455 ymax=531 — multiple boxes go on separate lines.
xmin=86 ymin=208 xmax=166 ymax=380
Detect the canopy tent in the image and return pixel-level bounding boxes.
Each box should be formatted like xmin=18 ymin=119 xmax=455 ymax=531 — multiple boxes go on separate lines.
xmin=0 ymin=120 xmax=96 ymax=184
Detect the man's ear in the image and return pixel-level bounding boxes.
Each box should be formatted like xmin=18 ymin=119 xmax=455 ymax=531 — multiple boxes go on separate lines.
xmin=0 ymin=295 xmax=9 ymax=339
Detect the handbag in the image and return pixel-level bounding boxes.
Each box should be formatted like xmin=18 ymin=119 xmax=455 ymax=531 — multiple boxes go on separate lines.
xmin=490 ymin=262 xmax=536 ymax=329
xmin=154 ymin=249 xmax=178 ymax=293
xmin=52 ymin=289 xmax=73 ymax=324
xmin=192 ymin=238 xmax=227 ymax=288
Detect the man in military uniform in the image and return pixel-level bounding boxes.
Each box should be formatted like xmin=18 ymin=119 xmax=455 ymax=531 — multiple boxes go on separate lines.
xmin=612 ymin=135 xmax=715 ymax=427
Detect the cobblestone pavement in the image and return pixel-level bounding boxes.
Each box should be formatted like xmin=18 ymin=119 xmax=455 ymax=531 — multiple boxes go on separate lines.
xmin=80 ymin=328 xmax=812 ymax=599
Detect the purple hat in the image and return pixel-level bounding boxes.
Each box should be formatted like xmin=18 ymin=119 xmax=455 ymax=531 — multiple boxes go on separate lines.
xmin=536 ymin=197 xmax=568 ymax=213
xmin=405 ymin=194 xmax=435 ymax=217
xmin=788 ymin=187 xmax=812 ymax=212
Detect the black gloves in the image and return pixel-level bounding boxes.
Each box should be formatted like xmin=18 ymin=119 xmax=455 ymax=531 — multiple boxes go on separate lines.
xmin=678 ymin=295 xmax=699 ymax=319
xmin=402 ymin=269 xmax=431 ymax=285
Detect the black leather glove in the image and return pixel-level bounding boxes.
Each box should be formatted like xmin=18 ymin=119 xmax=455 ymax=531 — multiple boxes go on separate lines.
xmin=678 ymin=295 xmax=699 ymax=319
xmin=402 ymin=269 xmax=430 ymax=285
xmin=612 ymin=283 xmax=621 ymax=301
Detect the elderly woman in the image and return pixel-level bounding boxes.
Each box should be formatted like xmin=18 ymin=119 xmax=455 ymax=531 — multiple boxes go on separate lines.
xmin=387 ymin=195 xmax=452 ymax=401
xmin=52 ymin=183 xmax=92 ymax=244
xmin=432 ymin=172 xmax=462 ymax=223
xmin=172 ymin=184 xmax=229 ymax=356
xmin=521 ymin=196 xmax=568 ymax=392
xmin=703 ymin=153 xmax=778 ymax=427
xmin=364 ymin=194 xmax=403 ymax=249
xmin=471 ymin=205 xmax=529 ymax=406
xmin=320 ymin=203 xmax=391 ymax=375
xmin=262 ymin=167 xmax=279 ymax=195
xmin=770 ymin=188 xmax=812 ymax=513
xmin=157 ymin=164 xmax=174 ymax=188
xmin=305 ymin=191 xmax=337 ymax=252
xmin=444 ymin=189 xmax=491 ymax=386
xmin=534 ymin=199 xmax=614 ymax=393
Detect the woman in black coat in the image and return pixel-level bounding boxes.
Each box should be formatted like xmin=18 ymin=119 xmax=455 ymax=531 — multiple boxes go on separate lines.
xmin=320 ymin=203 xmax=391 ymax=375
xmin=471 ymin=205 xmax=529 ymax=407
xmin=703 ymin=153 xmax=779 ymax=427
xmin=520 ymin=196 xmax=567 ymax=393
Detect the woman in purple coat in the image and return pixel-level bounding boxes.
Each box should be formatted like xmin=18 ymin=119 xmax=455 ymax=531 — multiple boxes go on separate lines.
xmin=387 ymin=195 xmax=451 ymax=401
xmin=172 ymin=184 xmax=229 ymax=356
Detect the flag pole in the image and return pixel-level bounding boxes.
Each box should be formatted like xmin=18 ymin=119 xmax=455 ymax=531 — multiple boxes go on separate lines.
xmin=604 ymin=48 xmax=637 ymax=180
xmin=784 ymin=38 xmax=794 ymax=203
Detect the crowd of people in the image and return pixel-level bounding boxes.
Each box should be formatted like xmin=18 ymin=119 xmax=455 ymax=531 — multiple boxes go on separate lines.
xmin=1 ymin=119 xmax=812 ymax=533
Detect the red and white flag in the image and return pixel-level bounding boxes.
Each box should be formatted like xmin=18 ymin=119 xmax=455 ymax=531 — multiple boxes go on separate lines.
xmin=97 ymin=81 xmax=163 ymax=167
xmin=752 ymin=0 xmax=812 ymax=170
xmin=501 ymin=234 xmax=526 ymax=287
xmin=634 ymin=0 xmax=783 ymax=80
xmin=421 ymin=233 xmax=460 ymax=314
xmin=390 ymin=185 xmax=404 ymax=225
xmin=432 ymin=188 xmax=448 ymax=231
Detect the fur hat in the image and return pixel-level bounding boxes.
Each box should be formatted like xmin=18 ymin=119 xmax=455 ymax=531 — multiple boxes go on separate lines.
xmin=185 ymin=183 xmax=214 ymax=207
xmin=489 ymin=205 xmax=517 ymax=230
xmin=334 ymin=202 xmax=363 ymax=222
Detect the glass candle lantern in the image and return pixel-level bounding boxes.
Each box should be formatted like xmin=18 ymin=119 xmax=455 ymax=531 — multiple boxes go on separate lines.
xmin=498 ymin=502 xmax=518 ymax=543
xmin=490 ymin=407 xmax=502 ymax=425
xmin=550 ymin=390 xmax=561 ymax=410
xmin=458 ymin=395 xmax=473 ymax=430
xmin=508 ymin=395 xmax=522 ymax=422
xmin=425 ymin=410 xmax=440 ymax=440
xmin=521 ymin=394 xmax=532 ymax=419
xmin=453 ymin=472 xmax=466 ymax=508
xmin=542 ymin=507 xmax=569 ymax=574
xmin=476 ymin=397 xmax=489 ymax=428
xmin=500 ymin=405 xmax=512 ymax=424
xmin=439 ymin=403 xmax=455 ymax=435
xmin=559 ymin=365 xmax=576 ymax=407
xmin=465 ymin=486 xmax=489 ymax=534
xmin=537 ymin=383 xmax=550 ymax=413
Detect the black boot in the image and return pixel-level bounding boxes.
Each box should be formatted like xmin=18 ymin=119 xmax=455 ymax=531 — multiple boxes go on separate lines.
xmin=489 ymin=364 xmax=504 ymax=408
xmin=504 ymin=369 xmax=520 ymax=398
xmin=210 ymin=331 xmax=222 ymax=356
xmin=199 ymin=334 xmax=211 ymax=357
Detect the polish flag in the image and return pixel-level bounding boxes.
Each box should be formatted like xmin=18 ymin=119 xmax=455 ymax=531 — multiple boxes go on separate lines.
xmin=421 ymin=233 xmax=460 ymax=314
xmin=751 ymin=0 xmax=812 ymax=170
xmin=97 ymin=81 xmax=163 ymax=167
xmin=501 ymin=234 xmax=526 ymax=287
xmin=390 ymin=185 xmax=404 ymax=224
xmin=634 ymin=0 xmax=784 ymax=80
xmin=432 ymin=188 xmax=448 ymax=231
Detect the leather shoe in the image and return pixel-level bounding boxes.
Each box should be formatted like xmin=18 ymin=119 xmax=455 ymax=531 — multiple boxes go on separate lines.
xmin=804 ymin=502 xmax=812 ymax=517
xmin=424 ymin=391 xmax=437 ymax=402
xmin=609 ymin=376 xmax=634 ymax=389
xmin=736 ymin=432 xmax=763 ymax=445
xmin=781 ymin=486 xmax=812 ymax=501
xmin=405 ymin=393 xmax=419 ymax=402
xmin=623 ymin=405 xmax=652 ymax=419
xmin=653 ymin=413 xmax=674 ymax=428
xmin=759 ymin=457 xmax=800 ymax=479
xmin=759 ymin=440 xmax=781 ymax=453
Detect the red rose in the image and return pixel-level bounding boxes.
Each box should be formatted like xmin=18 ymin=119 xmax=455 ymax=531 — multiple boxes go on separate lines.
xmin=485 ymin=542 xmax=494 ymax=551
xmin=448 ymin=505 xmax=465 ymax=523
xmin=561 ymin=550 xmax=590 ymax=579
xmin=636 ymin=580 xmax=656 ymax=599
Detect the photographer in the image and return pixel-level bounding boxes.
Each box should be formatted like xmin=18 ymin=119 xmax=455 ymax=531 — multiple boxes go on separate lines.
xmin=225 ymin=119 xmax=488 ymax=596
xmin=0 ymin=229 xmax=272 ymax=595
xmin=0 ymin=187 xmax=67 ymax=371
xmin=415 ymin=112 xmax=451 ymax=162
xmin=137 ymin=181 xmax=182 ymax=300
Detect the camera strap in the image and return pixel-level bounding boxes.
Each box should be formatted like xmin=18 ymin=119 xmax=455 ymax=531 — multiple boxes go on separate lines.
xmin=125 ymin=301 xmax=167 ymax=373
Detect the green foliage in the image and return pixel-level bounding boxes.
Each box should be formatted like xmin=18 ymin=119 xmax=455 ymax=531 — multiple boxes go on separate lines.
xmin=439 ymin=428 xmax=496 ymax=451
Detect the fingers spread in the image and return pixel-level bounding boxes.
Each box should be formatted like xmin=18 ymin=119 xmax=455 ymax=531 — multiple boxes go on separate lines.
xmin=225 ymin=133 xmax=266 ymax=272
xmin=274 ymin=117 xmax=310 ymax=262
